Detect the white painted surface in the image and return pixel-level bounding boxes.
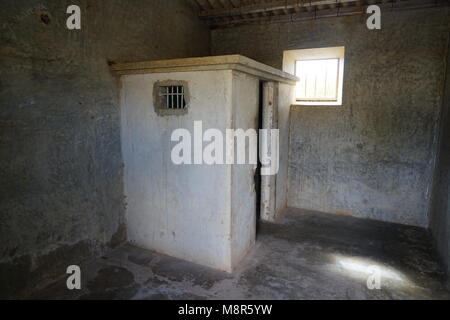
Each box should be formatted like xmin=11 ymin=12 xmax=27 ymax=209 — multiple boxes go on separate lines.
xmin=119 ymin=62 xmax=295 ymax=272
xmin=230 ymin=71 xmax=259 ymax=266
xmin=113 ymin=54 xmax=298 ymax=84
xmin=121 ymin=70 xmax=234 ymax=271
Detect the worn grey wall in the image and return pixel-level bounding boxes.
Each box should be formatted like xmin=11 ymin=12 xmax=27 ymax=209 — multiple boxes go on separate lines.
xmin=430 ymin=35 xmax=450 ymax=281
xmin=0 ymin=0 xmax=209 ymax=298
xmin=212 ymin=8 xmax=450 ymax=227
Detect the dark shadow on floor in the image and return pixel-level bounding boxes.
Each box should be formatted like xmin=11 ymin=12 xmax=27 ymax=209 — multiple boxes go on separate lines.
xmin=30 ymin=208 xmax=450 ymax=300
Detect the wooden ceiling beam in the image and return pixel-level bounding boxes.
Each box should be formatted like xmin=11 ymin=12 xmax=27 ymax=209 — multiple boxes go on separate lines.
xmin=205 ymin=0 xmax=217 ymax=9
xmin=194 ymin=0 xmax=204 ymax=10
xmin=199 ymin=0 xmax=322 ymax=18
xmin=206 ymin=0 xmax=449 ymax=26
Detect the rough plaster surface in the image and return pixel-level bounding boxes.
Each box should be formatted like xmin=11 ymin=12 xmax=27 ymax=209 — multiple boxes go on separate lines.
xmin=230 ymin=71 xmax=259 ymax=267
xmin=0 ymin=0 xmax=209 ymax=298
xmin=275 ymin=83 xmax=294 ymax=215
xmin=212 ymin=8 xmax=450 ymax=227
xmin=430 ymin=37 xmax=450 ymax=280
xmin=30 ymin=208 xmax=450 ymax=300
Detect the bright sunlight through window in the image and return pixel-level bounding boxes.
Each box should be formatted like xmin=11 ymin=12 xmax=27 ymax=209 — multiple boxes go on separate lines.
xmin=283 ymin=46 xmax=345 ymax=106
xmin=295 ymin=58 xmax=339 ymax=102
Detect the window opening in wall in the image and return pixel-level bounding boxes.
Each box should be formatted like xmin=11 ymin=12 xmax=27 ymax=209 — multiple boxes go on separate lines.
xmin=159 ymin=85 xmax=186 ymax=109
xmin=283 ymin=46 xmax=345 ymax=106
xmin=153 ymin=81 xmax=189 ymax=116
xmin=295 ymin=58 xmax=339 ymax=102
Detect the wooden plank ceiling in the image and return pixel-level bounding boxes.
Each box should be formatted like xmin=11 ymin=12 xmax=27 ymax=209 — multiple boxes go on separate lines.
xmin=194 ymin=0 xmax=449 ymax=28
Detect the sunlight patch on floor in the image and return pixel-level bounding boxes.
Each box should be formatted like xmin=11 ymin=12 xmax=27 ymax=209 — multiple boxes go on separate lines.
xmin=330 ymin=254 xmax=412 ymax=287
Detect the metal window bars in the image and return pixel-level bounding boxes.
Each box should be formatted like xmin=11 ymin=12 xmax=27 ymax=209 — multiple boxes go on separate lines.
xmin=161 ymin=86 xmax=186 ymax=109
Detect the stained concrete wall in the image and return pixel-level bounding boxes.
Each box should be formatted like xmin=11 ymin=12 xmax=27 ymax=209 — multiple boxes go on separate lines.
xmin=260 ymin=81 xmax=296 ymax=221
xmin=275 ymin=83 xmax=294 ymax=215
xmin=0 ymin=0 xmax=209 ymax=298
xmin=212 ymin=8 xmax=450 ymax=227
xmin=430 ymin=35 xmax=450 ymax=280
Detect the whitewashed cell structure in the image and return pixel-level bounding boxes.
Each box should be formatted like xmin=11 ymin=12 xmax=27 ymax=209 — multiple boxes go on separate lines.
xmin=113 ymin=55 xmax=297 ymax=272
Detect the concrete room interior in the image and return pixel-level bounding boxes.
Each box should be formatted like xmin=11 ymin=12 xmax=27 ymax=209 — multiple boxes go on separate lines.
xmin=0 ymin=0 xmax=449 ymax=300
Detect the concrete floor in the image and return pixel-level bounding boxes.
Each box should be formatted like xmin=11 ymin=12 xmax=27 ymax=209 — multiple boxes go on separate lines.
xmin=30 ymin=208 xmax=450 ymax=300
